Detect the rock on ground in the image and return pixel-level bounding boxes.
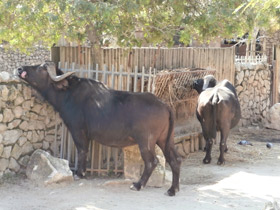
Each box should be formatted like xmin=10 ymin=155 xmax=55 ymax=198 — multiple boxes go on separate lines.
xmin=123 ymin=145 xmax=165 ymax=188
xmin=26 ymin=149 xmax=73 ymax=186
xmin=264 ymin=103 xmax=280 ymax=130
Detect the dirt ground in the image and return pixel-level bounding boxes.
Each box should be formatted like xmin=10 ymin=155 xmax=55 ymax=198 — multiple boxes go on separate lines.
xmin=1 ymin=127 xmax=280 ymax=210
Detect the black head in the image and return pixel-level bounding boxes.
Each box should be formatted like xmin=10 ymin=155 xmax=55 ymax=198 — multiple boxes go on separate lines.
xmin=192 ymin=78 xmax=204 ymax=94
xmin=18 ymin=64 xmax=50 ymax=89
xmin=192 ymin=75 xmax=217 ymax=94
xmin=17 ymin=61 xmax=75 ymax=91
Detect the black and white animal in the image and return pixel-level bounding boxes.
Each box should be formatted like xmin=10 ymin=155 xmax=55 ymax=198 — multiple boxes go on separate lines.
xmin=193 ymin=75 xmax=241 ymax=165
xmin=17 ymin=61 xmax=181 ymax=196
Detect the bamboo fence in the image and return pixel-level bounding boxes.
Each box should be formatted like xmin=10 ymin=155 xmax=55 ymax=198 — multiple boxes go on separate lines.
xmin=54 ymin=46 xmax=235 ymax=84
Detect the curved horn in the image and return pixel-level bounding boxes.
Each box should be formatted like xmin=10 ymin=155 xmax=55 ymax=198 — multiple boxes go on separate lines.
xmin=44 ymin=61 xmax=75 ymax=82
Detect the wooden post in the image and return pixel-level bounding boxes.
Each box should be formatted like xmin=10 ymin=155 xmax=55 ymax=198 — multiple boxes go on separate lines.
xmin=134 ymin=66 xmax=138 ymax=92
xmin=194 ymin=134 xmax=199 ymax=151
xmin=190 ymin=135 xmax=195 ymax=153
xmin=272 ymin=45 xmax=280 ymax=105
xmin=114 ymin=148 xmax=119 ymax=175
xmin=98 ymin=144 xmax=102 ymax=176
xmin=90 ymin=141 xmax=95 ymax=175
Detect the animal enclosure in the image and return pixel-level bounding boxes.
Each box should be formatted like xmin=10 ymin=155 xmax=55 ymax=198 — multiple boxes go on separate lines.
xmin=55 ymin=62 xmax=215 ymax=175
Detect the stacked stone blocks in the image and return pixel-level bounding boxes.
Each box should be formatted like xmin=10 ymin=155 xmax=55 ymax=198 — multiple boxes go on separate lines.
xmin=235 ymin=63 xmax=271 ymax=126
xmin=0 ymin=73 xmax=60 ymax=177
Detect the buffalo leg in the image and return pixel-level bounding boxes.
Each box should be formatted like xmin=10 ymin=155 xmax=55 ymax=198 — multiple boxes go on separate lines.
xmin=76 ymin=148 xmax=88 ymax=177
xmin=217 ymin=125 xmax=230 ymax=165
xmin=71 ymin=131 xmax=89 ymax=178
xmin=200 ymin=109 xmax=216 ymax=164
xmin=157 ymin=142 xmax=181 ymax=196
xmin=166 ymin=147 xmax=181 ymax=196
xmin=131 ymin=146 xmax=158 ymax=191
xmin=203 ymin=138 xmax=213 ymax=164
xmin=224 ymin=145 xmax=228 ymax=153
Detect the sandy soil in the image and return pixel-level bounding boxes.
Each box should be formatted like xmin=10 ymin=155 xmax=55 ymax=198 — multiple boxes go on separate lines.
xmin=1 ymin=127 xmax=280 ymax=210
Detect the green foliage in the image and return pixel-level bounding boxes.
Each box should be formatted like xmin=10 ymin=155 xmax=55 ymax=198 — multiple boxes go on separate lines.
xmin=0 ymin=0 xmax=279 ymax=51
xmin=235 ymin=0 xmax=280 ymax=34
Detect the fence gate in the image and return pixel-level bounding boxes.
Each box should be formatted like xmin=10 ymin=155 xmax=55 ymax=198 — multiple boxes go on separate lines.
xmin=55 ymin=62 xmax=156 ymax=175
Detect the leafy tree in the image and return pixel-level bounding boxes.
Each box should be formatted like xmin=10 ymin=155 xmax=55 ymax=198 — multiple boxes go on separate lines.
xmin=0 ymin=0 xmax=187 ymax=49
xmin=0 ymin=0 xmax=279 ymax=53
xmin=235 ymin=0 xmax=280 ymax=34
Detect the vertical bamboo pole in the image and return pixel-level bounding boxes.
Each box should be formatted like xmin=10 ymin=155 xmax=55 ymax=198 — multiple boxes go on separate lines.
xmin=98 ymin=144 xmax=102 ymax=176
xmin=67 ymin=131 xmax=72 ymax=162
xmin=94 ymin=64 xmax=97 ymax=80
xmin=114 ymin=148 xmax=118 ymax=175
xmin=190 ymin=135 xmax=195 ymax=153
xmin=148 ymin=67 xmax=152 ymax=92
xmin=54 ymin=113 xmax=58 ymax=157
xmin=103 ymin=65 xmax=108 ymax=84
xmin=111 ymin=65 xmax=115 ymax=89
xmin=134 ymin=66 xmax=138 ymax=92
xmin=273 ymin=45 xmax=280 ymax=104
xmin=119 ymin=65 xmax=123 ymax=90
xmin=90 ymin=141 xmax=95 ymax=175
xmin=107 ymin=147 xmax=111 ymax=173
xmin=75 ymin=149 xmax=78 ymax=171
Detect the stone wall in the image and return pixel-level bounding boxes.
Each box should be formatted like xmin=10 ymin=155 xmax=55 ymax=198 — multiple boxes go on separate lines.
xmin=0 ymin=46 xmax=50 ymax=74
xmin=235 ymin=63 xmax=271 ymax=126
xmin=0 ymin=72 xmax=61 ymax=177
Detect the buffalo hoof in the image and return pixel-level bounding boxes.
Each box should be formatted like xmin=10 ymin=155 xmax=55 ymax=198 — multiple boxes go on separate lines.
xmin=130 ymin=182 xmax=141 ymax=191
xmin=76 ymin=171 xmax=86 ymax=179
xmin=203 ymin=157 xmax=211 ymax=164
xmin=74 ymin=174 xmax=88 ymax=180
xmin=166 ymin=188 xmax=176 ymax=196
xmin=217 ymin=158 xmax=225 ymax=165
xmin=73 ymin=174 xmax=81 ymax=180
xmin=166 ymin=186 xmax=179 ymax=196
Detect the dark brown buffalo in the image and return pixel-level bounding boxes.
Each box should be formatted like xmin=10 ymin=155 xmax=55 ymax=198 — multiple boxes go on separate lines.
xmin=193 ymin=75 xmax=241 ymax=165
xmin=17 ymin=61 xmax=181 ymax=196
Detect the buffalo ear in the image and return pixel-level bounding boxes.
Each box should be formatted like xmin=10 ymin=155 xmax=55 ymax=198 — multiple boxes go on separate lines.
xmin=53 ymin=79 xmax=69 ymax=90
xmin=56 ymin=68 xmax=64 ymax=76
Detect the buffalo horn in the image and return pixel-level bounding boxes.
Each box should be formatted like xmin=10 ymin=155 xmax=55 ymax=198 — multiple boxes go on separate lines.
xmin=44 ymin=61 xmax=75 ymax=82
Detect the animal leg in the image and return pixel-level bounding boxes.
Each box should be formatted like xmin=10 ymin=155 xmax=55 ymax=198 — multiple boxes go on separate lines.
xmin=166 ymin=147 xmax=181 ymax=196
xmin=71 ymin=131 xmax=89 ymax=178
xmin=203 ymin=138 xmax=213 ymax=164
xmin=76 ymin=148 xmax=88 ymax=177
xmin=157 ymin=142 xmax=181 ymax=196
xmin=200 ymin=108 xmax=216 ymax=164
xmin=217 ymin=126 xmax=230 ymax=165
xmin=130 ymin=147 xmax=158 ymax=191
xmin=224 ymin=145 xmax=228 ymax=153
